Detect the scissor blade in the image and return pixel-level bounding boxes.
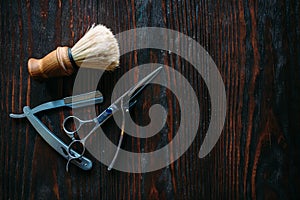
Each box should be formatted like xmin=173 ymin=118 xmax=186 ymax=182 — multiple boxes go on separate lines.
xmin=94 ymin=67 xmax=162 ymax=125
xmin=128 ymin=66 xmax=163 ymax=100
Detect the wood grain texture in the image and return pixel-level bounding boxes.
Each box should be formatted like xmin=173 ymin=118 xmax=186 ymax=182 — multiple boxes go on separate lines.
xmin=1 ymin=0 xmax=299 ymax=199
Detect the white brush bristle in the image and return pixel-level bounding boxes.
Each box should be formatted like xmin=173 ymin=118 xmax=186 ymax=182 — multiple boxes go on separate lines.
xmin=71 ymin=24 xmax=119 ymax=70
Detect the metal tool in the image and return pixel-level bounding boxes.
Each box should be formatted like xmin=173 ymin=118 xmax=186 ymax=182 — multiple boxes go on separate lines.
xmin=10 ymin=91 xmax=103 ymax=118
xmin=22 ymin=106 xmax=93 ymax=170
xmin=63 ymin=66 xmax=163 ymax=171
xmin=10 ymin=91 xmax=103 ymax=171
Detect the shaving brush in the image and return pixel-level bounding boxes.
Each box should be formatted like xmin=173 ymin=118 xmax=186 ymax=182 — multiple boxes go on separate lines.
xmin=28 ymin=24 xmax=120 ymax=78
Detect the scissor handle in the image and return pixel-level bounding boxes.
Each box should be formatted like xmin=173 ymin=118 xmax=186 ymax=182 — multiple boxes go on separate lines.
xmin=65 ymin=139 xmax=87 ymax=171
xmin=67 ymin=139 xmax=86 ymax=159
xmin=63 ymin=115 xmax=88 ymax=137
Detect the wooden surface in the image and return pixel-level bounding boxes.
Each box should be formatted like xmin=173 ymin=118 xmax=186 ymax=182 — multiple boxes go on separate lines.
xmin=1 ymin=0 xmax=300 ymax=199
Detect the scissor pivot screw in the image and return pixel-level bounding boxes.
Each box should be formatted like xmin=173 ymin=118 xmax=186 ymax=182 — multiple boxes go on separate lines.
xmin=106 ymin=108 xmax=113 ymax=114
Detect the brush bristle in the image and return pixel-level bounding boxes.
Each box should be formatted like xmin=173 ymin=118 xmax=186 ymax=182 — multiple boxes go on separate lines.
xmin=71 ymin=24 xmax=119 ymax=70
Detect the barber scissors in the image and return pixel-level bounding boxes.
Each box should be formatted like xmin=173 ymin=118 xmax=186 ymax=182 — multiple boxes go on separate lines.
xmin=63 ymin=66 xmax=163 ymax=171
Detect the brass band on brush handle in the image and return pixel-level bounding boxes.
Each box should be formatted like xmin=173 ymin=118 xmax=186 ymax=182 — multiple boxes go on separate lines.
xmin=27 ymin=46 xmax=75 ymax=78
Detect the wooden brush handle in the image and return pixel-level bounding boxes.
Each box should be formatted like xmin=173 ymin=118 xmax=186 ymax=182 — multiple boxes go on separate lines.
xmin=28 ymin=46 xmax=75 ymax=78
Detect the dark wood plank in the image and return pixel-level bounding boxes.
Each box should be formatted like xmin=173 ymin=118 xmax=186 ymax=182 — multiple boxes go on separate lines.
xmin=1 ymin=0 xmax=299 ymax=199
